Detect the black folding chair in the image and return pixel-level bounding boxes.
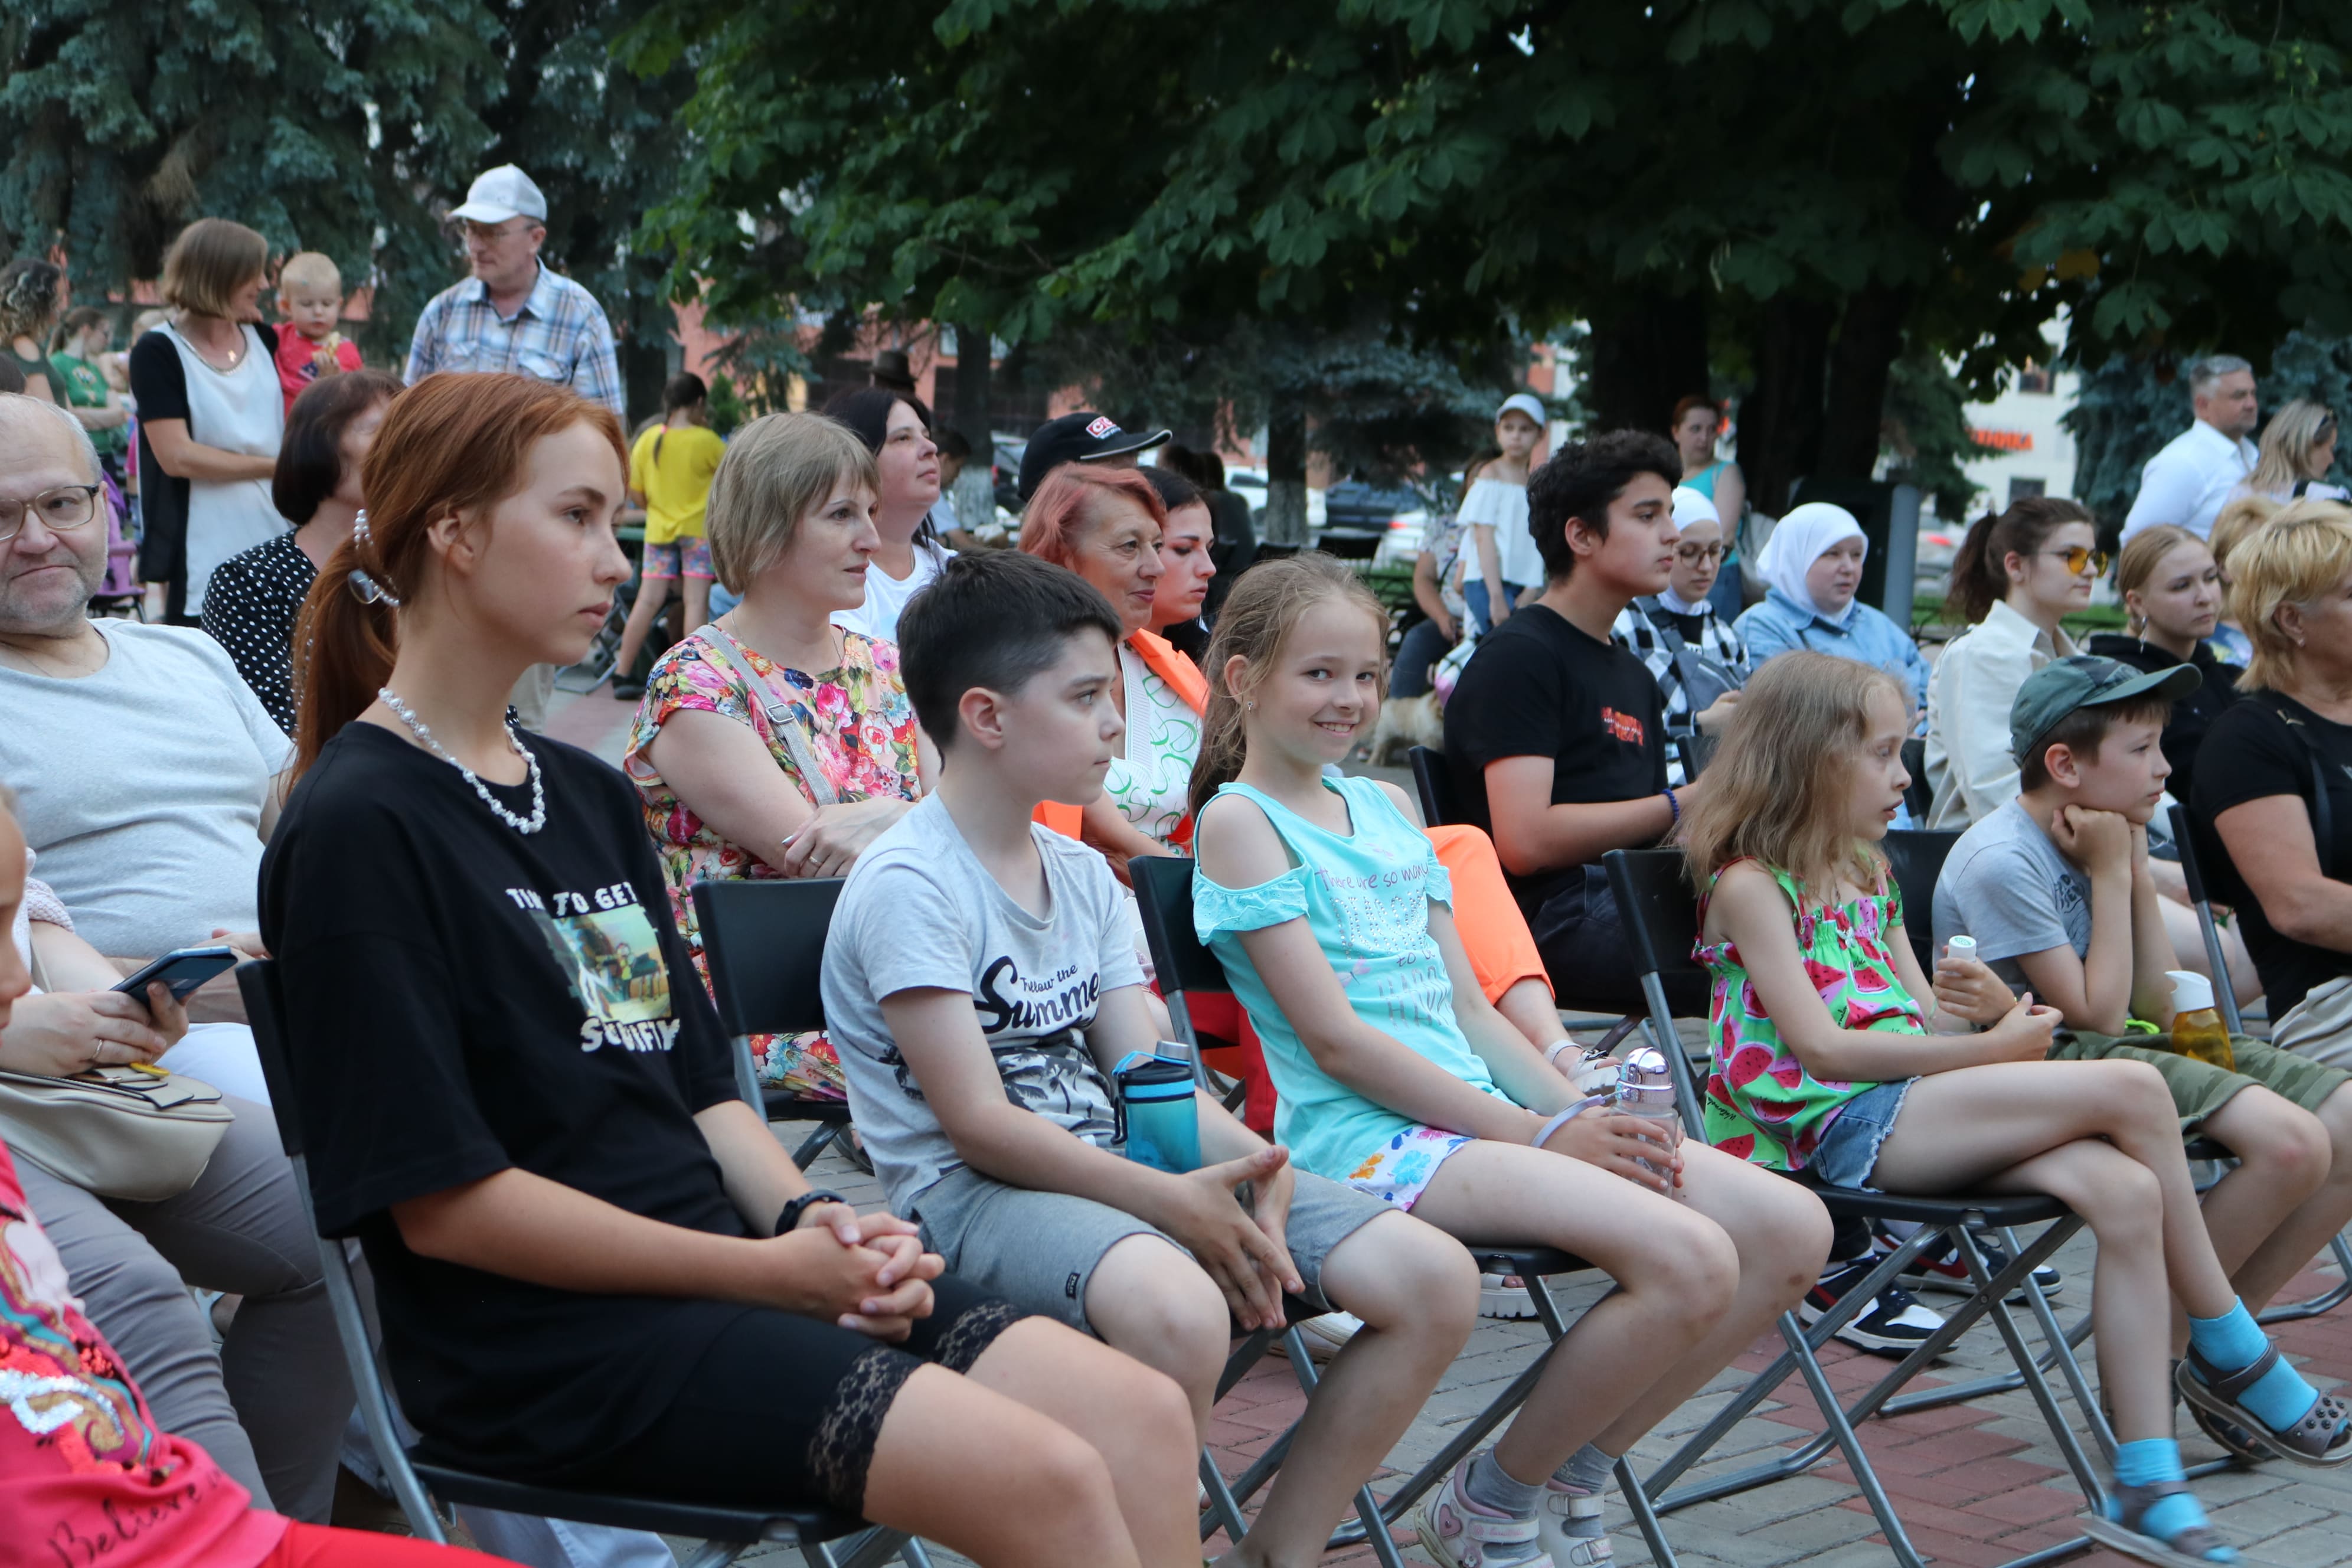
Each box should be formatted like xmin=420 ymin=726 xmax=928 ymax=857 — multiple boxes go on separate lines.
xmin=236 ymin=961 xmax=910 ymax=1568
xmin=1879 ymin=829 xmax=1961 ymax=976
xmin=694 ymin=878 xmax=858 ymax=1168
xmin=2167 ymin=805 xmax=2352 ymax=1324
xmin=1603 ymin=850 xmax=2111 ymax=1568
xmin=1128 ymin=855 xmax=1678 ymax=1568
xmin=1407 ymin=743 xmax=1461 ymax=828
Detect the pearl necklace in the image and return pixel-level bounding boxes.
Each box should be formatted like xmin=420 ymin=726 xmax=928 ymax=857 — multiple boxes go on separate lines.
xmin=378 ymin=688 xmax=547 ymax=834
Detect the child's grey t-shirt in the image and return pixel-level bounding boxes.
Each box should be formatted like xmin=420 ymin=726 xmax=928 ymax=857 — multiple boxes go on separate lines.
xmin=1931 ymin=801 xmax=2092 ymax=993
xmin=821 ymin=794 xmax=1145 ymax=1211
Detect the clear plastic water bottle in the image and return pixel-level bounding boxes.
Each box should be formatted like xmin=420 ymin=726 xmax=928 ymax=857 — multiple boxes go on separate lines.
xmin=1614 ymin=1043 xmax=1684 ymax=1198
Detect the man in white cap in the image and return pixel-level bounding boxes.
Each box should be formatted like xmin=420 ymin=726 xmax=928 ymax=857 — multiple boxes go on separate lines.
xmin=404 ymin=164 xmax=625 ymax=423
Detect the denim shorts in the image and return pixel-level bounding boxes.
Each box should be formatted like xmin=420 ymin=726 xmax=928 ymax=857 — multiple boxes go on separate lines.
xmin=1809 ymin=1078 xmax=1916 ymax=1191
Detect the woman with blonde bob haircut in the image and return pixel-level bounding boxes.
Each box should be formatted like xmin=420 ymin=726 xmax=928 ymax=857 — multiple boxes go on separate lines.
xmin=2194 ymin=501 xmax=2352 ymax=1057
xmin=625 ymin=410 xmax=936 ymax=1094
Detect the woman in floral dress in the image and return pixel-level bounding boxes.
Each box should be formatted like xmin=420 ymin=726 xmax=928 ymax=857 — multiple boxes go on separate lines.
xmin=626 ymin=412 xmax=934 ymax=1092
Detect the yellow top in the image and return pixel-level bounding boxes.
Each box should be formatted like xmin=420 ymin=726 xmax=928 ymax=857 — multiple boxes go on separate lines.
xmin=629 ymin=422 xmax=726 ymax=544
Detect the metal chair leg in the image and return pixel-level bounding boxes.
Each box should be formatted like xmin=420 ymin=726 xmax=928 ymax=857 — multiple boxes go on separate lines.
xmin=2260 ymin=1230 xmax=2352 ymax=1325
xmin=789 ymin=1121 xmax=841 ymax=1168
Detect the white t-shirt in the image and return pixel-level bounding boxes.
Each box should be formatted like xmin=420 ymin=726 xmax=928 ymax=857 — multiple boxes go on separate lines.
xmin=0 ymin=622 xmax=290 ymax=958
xmin=833 ymin=541 xmax=953 ymax=645
xmin=821 ymin=794 xmax=1144 ymax=1210
xmin=1455 ymin=476 xmax=1543 ymax=589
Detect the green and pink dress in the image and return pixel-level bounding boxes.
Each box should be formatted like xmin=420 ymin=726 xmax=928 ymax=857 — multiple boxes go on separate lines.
xmin=1695 ymin=860 xmax=1928 ymax=1172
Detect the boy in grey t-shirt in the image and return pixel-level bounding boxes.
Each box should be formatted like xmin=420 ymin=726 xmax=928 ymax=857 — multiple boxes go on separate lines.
xmin=821 ymin=551 xmax=1478 ymax=1568
xmin=1933 ymin=655 xmax=2352 ymax=1327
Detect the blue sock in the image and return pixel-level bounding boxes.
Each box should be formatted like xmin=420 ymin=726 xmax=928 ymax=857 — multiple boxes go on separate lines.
xmin=2110 ymin=1439 xmax=2230 ymax=1561
xmin=1465 ymin=1449 xmax=1541 ymax=1518
xmin=2186 ymin=1299 xmax=2320 ymax=1430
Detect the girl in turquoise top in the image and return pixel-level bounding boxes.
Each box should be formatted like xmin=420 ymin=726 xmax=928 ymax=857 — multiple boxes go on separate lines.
xmin=1685 ymin=651 xmax=2348 ymax=1568
xmin=1189 ymin=553 xmax=1832 ymax=1568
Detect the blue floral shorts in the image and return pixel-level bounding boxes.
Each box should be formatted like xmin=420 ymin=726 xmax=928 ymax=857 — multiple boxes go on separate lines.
xmin=1341 ymin=1125 xmax=1477 ymax=1210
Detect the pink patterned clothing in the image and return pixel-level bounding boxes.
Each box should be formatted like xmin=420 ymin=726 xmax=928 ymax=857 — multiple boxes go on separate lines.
xmin=625 ymin=628 xmax=922 ymax=1094
xmin=1694 ymin=858 xmax=1926 ymax=1172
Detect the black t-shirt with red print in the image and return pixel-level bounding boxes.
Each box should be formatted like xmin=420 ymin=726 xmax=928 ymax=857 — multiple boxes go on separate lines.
xmin=1443 ymin=603 xmax=1669 ymax=914
xmin=259 ymin=720 xmax=745 ymax=1482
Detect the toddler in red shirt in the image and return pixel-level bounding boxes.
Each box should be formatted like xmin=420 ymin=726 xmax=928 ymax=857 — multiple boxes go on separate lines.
xmin=274 ymin=251 xmax=364 ymax=414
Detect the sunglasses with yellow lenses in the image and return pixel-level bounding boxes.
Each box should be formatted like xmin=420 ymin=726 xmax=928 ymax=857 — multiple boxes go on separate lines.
xmin=2040 ymin=545 xmax=2111 ymax=577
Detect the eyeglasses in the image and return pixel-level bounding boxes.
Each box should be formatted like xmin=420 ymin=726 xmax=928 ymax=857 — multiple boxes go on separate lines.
xmin=2040 ymin=545 xmax=2111 ymax=577
xmin=1675 ymin=543 xmax=1724 ymax=563
xmin=0 ymin=484 xmax=102 ymax=545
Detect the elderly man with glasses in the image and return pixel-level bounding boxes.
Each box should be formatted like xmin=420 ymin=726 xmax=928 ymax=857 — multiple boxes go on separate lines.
xmin=0 ymin=394 xmax=286 ymax=1053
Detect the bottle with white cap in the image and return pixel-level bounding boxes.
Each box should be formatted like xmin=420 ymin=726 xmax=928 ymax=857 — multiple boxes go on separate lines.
xmin=2167 ymin=970 xmax=2235 ymax=1072
xmin=1612 ymin=1043 xmax=1685 ymax=1198
xmin=1925 ymin=935 xmax=1979 ymax=1033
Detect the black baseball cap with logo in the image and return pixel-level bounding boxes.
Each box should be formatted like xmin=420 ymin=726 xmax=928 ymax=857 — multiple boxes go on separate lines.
xmin=1016 ymin=411 xmax=1172 ymax=502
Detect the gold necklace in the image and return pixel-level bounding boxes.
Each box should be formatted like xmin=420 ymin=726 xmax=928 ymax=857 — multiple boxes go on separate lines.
xmin=174 ymin=314 xmax=245 ymax=371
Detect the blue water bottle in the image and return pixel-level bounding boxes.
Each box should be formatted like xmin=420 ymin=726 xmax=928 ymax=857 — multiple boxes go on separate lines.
xmin=1113 ymin=1050 xmax=1202 ymax=1174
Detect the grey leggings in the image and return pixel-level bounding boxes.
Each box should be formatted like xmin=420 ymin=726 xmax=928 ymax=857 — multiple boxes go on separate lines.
xmin=17 ymin=1097 xmax=352 ymax=1521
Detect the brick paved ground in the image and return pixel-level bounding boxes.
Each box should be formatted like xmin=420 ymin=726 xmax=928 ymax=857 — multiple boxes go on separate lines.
xmin=715 ymin=1132 xmax=2352 ymax=1568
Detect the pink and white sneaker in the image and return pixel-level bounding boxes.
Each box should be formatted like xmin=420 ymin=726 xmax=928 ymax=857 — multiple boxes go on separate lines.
xmin=1417 ymin=1455 xmax=1544 ymax=1567
xmin=1537 ymin=1480 xmax=1615 ymax=1568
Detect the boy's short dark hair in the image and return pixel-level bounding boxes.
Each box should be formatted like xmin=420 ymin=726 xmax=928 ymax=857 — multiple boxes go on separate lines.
xmin=2017 ymin=697 xmax=2173 ymax=792
xmin=937 ymin=427 xmax=973 ymax=461
xmin=896 ymin=551 xmax=1123 ymax=750
xmin=1528 ymin=429 xmax=1683 ymax=582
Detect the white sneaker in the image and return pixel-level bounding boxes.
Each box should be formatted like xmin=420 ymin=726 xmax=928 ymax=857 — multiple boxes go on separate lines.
xmin=1481 ymin=1273 xmax=1537 ymax=1320
xmin=1270 ymin=1311 xmax=1364 ymax=1362
xmin=1417 ymin=1456 xmax=1544 ymax=1567
xmin=1537 ymin=1481 xmax=1615 ymax=1568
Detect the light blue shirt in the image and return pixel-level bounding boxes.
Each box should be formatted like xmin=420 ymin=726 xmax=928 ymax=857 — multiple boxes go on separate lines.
xmin=1193 ymin=776 xmax=1515 ymax=1181
xmin=406 ymin=262 xmax=625 ymax=421
xmin=1735 ymin=587 xmax=1931 ymax=716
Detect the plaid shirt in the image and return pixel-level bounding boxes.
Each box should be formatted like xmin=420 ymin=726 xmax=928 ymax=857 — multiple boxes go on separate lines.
xmin=405 ymin=263 xmax=624 ymax=420
xmin=1612 ymin=597 xmax=1751 ymax=786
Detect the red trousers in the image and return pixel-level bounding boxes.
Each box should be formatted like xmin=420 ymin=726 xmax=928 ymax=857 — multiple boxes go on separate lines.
xmin=260 ymin=1521 xmax=515 ymax=1567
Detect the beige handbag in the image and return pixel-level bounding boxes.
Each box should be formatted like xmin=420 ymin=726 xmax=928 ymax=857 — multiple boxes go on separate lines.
xmin=0 ymin=940 xmax=233 ymax=1201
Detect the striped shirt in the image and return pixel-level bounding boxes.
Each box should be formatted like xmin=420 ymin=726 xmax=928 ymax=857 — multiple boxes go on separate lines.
xmin=404 ymin=263 xmax=624 ymax=419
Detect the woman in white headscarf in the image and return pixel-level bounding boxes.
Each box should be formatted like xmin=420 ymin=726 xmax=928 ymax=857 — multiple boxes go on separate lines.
xmin=1733 ymin=501 xmax=1930 ymax=717
xmin=1611 ymin=487 xmax=1752 ymax=784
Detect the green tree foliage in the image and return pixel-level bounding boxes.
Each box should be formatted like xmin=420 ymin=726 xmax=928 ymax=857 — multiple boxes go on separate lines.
xmin=0 ymin=0 xmax=501 ymax=361
xmin=636 ymin=0 xmax=2352 ymax=514
xmin=2 ymin=0 xmax=690 ymax=401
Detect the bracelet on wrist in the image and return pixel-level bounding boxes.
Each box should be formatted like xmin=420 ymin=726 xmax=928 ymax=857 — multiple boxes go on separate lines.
xmin=1661 ymin=788 xmax=1681 ymax=827
xmin=776 ymin=1188 xmax=848 ymax=1236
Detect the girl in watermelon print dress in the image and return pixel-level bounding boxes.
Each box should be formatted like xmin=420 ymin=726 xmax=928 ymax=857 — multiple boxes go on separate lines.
xmin=1684 ymin=651 xmax=2333 ymax=1568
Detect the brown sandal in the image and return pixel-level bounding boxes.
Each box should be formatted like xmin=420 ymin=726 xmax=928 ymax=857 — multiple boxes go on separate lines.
xmin=2177 ymin=1345 xmax=2352 ymax=1467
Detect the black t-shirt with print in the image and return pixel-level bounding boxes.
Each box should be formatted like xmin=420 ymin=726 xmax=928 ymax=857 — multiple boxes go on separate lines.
xmin=259 ymin=720 xmax=746 ymax=1481
xmin=2190 ymin=692 xmax=2352 ymax=1015
xmin=1443 ymin=603 xmax=1668 ymax=910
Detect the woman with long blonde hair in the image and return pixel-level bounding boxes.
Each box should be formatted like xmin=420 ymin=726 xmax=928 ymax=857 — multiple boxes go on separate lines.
xmin=2238 ymin=398 xmax=2348 ymax=507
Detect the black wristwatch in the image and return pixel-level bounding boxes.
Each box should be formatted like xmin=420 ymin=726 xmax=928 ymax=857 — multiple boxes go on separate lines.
xmin=776 ymin=1189 xmax=848 ymax=1236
